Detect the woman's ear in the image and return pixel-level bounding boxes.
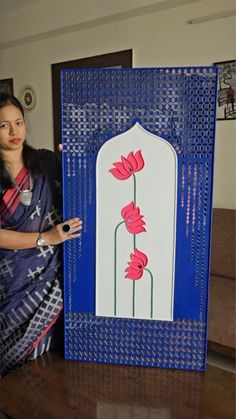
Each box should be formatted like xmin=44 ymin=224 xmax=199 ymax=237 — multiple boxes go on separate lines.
xmin=58 ymin=144 xmax=63 ymax=152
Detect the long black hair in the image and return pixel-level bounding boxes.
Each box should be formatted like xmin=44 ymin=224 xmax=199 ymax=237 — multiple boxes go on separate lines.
xmin=0 ymin=92 xmax=43 ymax=190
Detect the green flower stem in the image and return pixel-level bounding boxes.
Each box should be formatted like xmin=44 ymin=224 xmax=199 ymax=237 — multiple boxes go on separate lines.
xmin=144 ymin=268 xmax=154 ymax=319
xmin=133 ymin=173 xmax=136 ymax=205
xmin=132 ymin=235 xmax=136 ymax=317
xmin=132 ymin=280 xmax=136 ymax=317
xmin=114 ymin=221 xmax=125 ymax=316
xmin=132 ymin=173 xmax=137 ymax=317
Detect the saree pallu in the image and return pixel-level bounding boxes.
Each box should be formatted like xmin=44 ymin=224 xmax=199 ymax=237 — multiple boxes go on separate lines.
xmin=0 ymin=150 xmax=63 ymax=376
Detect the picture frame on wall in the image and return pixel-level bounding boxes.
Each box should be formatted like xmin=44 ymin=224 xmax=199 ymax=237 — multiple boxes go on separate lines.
xmin=0 ymin=78 xmax=13 ymax=95
xmin=214 ymin=59 xmax=236 ymax=120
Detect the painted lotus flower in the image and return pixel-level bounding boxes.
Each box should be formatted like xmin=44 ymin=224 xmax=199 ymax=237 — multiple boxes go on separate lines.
xmin=109 ymin=150 xmax=145 ymax=180
xmin=121 ymin=201 xmax=146 ymax=234
xmin=125 ymin=248 xmax=148 ymax=280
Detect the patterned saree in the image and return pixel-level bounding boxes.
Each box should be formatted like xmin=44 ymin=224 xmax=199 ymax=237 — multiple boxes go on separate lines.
xmin=0 ymin=150 xmax=63 ymax=376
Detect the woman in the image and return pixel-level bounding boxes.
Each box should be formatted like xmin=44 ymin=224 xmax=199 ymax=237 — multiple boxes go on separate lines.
xmin=0 ymin=93 xmax=81 ymax=376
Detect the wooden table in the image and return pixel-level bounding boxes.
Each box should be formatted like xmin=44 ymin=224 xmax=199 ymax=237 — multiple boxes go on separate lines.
xmin=0 ymin=351 xmax=235 ymax=419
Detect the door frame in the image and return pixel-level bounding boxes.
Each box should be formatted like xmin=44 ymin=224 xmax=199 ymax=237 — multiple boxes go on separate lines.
xmin=51 ymin=49 xmax=133 ymax=150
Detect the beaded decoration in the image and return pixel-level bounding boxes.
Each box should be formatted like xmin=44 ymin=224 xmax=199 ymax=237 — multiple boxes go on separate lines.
xmin=62 ymin=67 xmax=217 ymax=370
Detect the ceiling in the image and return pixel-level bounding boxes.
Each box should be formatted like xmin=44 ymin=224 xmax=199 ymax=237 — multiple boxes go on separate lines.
xmin=0 ymin=0 xmax=200 ymax=15
xmin=0 ymin=0 xmax=46 ymax=14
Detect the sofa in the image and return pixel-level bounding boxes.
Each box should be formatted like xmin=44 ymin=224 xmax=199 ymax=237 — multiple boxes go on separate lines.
xmin=207 ymin=208 xmax=235 ymax=357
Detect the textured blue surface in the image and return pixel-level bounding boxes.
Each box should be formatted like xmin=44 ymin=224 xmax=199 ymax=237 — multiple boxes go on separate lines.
xmin=62 ymin=68 xmax=217 ymax=370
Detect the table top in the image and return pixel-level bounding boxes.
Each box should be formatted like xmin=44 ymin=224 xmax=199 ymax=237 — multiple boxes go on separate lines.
xmin=0 ymin=351 xmax=235 ymax=419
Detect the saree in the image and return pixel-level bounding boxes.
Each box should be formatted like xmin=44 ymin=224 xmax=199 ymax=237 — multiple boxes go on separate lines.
xmin=0 ymin=149 xmax=63 ymax=376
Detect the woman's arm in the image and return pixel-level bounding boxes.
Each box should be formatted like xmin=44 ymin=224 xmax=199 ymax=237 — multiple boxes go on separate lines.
xmin=0 ymin=218 xmax=82 ymax=250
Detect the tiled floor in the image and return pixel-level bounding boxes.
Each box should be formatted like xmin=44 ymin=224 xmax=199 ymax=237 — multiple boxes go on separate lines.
xmin=207 ymin=350 xmax=235 ymax=373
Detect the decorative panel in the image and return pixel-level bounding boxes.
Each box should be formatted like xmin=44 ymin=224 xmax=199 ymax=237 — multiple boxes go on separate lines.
xmin=61 ymin=67 xmax=217 ymax=370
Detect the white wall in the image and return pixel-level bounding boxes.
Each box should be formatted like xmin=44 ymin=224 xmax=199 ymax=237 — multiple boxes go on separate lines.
xmin=0 ymin=0 xmax=235 ymax=208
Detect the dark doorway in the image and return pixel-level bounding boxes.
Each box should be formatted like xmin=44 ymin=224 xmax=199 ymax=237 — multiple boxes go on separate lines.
xmin=51 ymin=49 xmax=132 ymax=150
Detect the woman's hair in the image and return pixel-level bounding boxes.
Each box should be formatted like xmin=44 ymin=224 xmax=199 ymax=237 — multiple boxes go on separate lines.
xmin=0 ymin=92 xmax=25 ymax=117
xmin=0 ymin=92 xmax=43 ymax=191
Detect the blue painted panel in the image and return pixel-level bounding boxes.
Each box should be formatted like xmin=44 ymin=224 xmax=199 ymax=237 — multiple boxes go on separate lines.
xmin=62 ymin=68 xmax=217 ymax=370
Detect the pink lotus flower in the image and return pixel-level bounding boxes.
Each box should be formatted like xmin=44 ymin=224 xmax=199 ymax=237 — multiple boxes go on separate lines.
xmin=125 ymin=248 xmax=148 ymax=280
xmin=121 ymin=201 xmax=146 ymax=234
xmin=109 ymin=150 xmax=145 ymax=180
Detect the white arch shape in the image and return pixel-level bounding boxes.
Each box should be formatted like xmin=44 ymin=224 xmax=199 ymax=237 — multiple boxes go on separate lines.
xmin=96 ymin=123 xmax=177 ymax=321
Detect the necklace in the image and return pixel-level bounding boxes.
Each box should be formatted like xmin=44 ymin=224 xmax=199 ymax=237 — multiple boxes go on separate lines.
xmin=11 ymin=172 xmax=34 ymax=206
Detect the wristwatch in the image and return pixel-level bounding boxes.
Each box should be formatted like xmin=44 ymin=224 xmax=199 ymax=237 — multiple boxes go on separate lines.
xmin=36 ymin=233 xmax=45 ymax=247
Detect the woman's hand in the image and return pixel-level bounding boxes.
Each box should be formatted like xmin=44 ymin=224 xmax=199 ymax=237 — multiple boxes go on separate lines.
xmin=43 ymin=217 xmax=82 ymax=246
xmin=0 ymin=218 xmax=82 ymax=251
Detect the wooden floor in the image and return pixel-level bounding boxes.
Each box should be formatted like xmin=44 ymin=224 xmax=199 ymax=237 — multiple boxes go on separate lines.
xmin=0 ymin=351 xmax=235 ymax=419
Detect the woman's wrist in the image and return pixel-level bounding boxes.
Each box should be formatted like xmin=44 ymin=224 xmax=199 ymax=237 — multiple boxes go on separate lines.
xmin=36 ymin=232 xmax=46 ymax=247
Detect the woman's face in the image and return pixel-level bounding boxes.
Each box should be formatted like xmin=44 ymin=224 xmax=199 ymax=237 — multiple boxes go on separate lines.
xmin=0 ymin=104 xmax=26 ymax=153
